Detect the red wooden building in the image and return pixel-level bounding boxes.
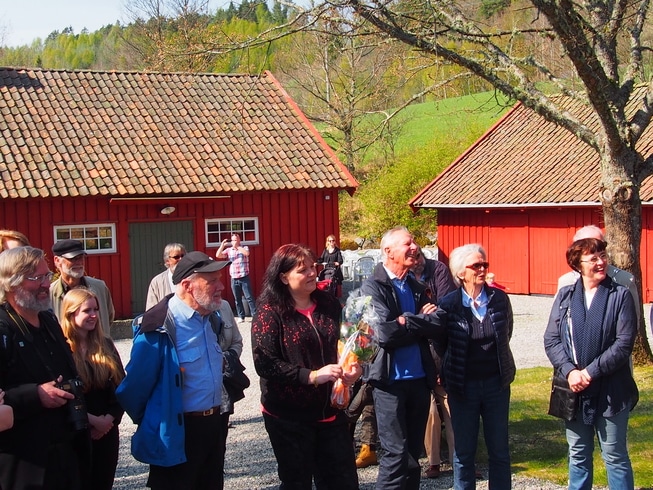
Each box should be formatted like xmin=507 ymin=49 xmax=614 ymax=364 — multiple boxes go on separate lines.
xmin=410 ymin=91 xmax=653 ymax=302
xmin=0 ymin=68 xmax=357 ymax=318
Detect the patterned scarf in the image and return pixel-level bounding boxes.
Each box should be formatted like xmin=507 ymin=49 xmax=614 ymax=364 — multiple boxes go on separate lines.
xmin=569 ymin=277 xmax=609 ymax=423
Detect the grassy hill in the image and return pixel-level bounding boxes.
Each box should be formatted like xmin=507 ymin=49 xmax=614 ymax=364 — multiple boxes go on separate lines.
xmin=389 ymin=91 xmax=512 ymax=156
xmin=339 ymin=91 xmax=512 ymax=243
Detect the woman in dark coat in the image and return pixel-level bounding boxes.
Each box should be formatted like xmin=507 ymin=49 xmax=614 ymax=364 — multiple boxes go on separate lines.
xmin=317 ymin=235 xmax=344 ymax=296
xmin=431 ymin=243 xmax=515 ymax=489
xmin=544 ymin=238 xmax=638 ymax=490
xmin=252 ymin=244 xmax=361 ymax=489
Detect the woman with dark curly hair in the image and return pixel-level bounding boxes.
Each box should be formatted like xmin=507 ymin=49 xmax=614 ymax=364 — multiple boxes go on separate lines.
xmin=252 ymin=244 xmax=361 ymax=489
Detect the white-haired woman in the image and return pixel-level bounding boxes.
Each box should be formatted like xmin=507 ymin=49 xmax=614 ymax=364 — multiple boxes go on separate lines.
xmin=431 ymin=243 xmax=515 ymax=489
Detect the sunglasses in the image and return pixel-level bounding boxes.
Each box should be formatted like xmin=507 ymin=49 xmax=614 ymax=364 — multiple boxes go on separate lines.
xmin=466 ymin=262 xmax=489 ymax=271
xmin=169 ymin=254 xmax=185 ymax=260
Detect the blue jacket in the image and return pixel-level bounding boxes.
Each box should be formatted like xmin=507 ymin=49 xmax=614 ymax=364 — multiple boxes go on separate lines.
xmin=433 ymin=285 xmax=515 ymax=396
xmin=544 ymin=278 xmax=639 ymax=417
xmin=116 ymin=298 xmax=185 ymax=467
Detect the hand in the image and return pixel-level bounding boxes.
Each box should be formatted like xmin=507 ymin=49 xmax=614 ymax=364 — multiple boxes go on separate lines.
xmin=420 ymin=303 xmax=437 ymax=314
xmin=567 ymin=369 xmax=591 ymax=393
xmin=89 ymin=414 xmax=114 ymax=439
xmin=313 ymin=364 xmax=343 ymax=386
xmin=37 ymin=376 xmax=74 ymax=409
xmin=341 ymin=362 xmax=362 ymax=387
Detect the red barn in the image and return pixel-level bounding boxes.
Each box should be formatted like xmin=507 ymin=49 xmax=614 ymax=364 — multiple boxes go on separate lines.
xmin=410 ymin=91 xmax=653 ymax=302
xmin=0 ymin=68 xmax=357 ymax=318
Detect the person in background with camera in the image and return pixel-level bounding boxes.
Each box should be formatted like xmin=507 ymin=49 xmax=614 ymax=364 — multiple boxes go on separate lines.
xmin=545 ymin=238 xmax=638 ymax=490
xmin=216 ymin=233 xmax=257 ymax=323
xmin=60 ymin=288 xmax=125 ymax=490
xmin=0 ymin=246 xmax=89 ymax=490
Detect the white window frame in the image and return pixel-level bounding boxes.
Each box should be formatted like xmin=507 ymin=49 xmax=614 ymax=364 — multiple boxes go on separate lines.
xmin=205 ymin=217 xmax=259 ymax=247
xmin=53 ymin=223 xmax=117 ymax=254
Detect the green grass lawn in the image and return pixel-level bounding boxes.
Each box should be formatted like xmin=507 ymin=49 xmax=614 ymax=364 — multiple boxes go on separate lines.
xmin=502 ymin=366 xmax=653 ymax=488
xmin=319 ymin=90 xmax=511 ymax=164
xmin=389 ymin=91 xmax=511 ymax=156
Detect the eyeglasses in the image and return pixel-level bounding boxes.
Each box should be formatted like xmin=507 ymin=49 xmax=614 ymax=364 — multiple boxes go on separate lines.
xmin=580 ymin=253 xmax=608 ymax=264
xmin=169 ymin=254 xmax=185 ymax=260
xmin=26 ymin=272 xmax=54 ymax=283
xmin=466 ymin=262 xmax=489 ymax=271
xmin=327 ymin=239 xmax=335 ymax=242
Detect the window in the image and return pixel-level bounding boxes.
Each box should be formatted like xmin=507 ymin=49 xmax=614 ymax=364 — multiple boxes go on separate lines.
xmin=206 ymin=218 xmax=259 ymax=246
xmin=54 ymin=224 xmax=116 ymax=254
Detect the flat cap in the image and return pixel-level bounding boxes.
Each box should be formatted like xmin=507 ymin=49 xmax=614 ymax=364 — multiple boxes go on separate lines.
xmin=52 ymin=239 xmax=86 ymax=259
xmin=172 ymin=251 xmax=230 ymax=285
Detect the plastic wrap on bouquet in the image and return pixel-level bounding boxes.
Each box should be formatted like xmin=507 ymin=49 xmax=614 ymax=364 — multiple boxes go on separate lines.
xmin=330 ymin=292 xmax=380 ymax=409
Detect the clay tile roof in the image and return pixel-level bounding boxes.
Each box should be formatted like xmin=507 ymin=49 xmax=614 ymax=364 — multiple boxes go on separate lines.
xmin=0 ymin=68 xmax=357 ymax=199
xmin=410 ymin=87 xmax=653 ymax=209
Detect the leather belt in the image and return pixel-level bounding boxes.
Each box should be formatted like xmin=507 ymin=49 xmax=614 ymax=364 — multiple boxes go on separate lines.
xmin=184 ymin=406 xmax=220 ymax=417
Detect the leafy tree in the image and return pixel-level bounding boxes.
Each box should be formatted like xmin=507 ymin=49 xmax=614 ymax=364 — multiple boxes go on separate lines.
xmin=304 ymin=0 xmax=653 ymax=361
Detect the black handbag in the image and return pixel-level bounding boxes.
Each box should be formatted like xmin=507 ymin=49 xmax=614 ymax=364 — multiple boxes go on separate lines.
xmin=547 ymin=371 xmax=578 ymax=421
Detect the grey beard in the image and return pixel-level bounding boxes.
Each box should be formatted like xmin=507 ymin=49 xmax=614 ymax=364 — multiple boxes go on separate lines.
xmin=14 ymin=287 xmax=52 ymax=312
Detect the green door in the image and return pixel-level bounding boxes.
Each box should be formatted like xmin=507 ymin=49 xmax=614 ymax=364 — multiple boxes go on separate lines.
xmin=129 ymin=221 xmax=194 ymax=314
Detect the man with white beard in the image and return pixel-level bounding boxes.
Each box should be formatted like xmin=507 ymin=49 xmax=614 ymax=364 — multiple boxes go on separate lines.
xmin=117 ymin=251 xmax=231 ymax=490
xmin=49 ymin=239 xmax=115 ymax=335
xmin=0 ymin=246 xmax=87 ymax=489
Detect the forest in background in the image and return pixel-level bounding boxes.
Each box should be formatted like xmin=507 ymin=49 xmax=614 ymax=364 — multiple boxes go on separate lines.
xmin=0 ymin=0 xmax=520 ymax=244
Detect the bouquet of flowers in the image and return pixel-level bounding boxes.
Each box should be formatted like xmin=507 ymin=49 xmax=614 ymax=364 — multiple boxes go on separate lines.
xmin=330 ymin=292 xmax=380 ymax=409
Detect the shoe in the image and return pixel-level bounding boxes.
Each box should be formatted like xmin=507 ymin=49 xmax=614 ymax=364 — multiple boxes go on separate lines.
xmin=355 ymin=444 xmax=378 ymax=468
xmin=425 ymin=464 xmax=441 ymax=478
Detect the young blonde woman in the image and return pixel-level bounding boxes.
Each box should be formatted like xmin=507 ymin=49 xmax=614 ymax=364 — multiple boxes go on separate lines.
xmin=61 ymin=288 xmax=125 ymax=490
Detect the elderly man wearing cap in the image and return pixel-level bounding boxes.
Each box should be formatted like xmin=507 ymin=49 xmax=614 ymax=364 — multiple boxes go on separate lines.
xmin=50 ymin=239 xmax=115 ymax=334
xmin=117 ymin=251 xmax=232 ymax=490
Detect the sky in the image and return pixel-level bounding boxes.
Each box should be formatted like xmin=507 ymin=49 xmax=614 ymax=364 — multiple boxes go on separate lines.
xmin=0 ymin=0 xmax=226 ymax=48
xmin=0 ymin=0 xmax=126 ymax=47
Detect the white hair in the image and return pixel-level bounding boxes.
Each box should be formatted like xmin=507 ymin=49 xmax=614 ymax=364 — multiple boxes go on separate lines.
xmin=448 ymin=244 xmax=486 ymax=287
xmin=380 ymin=226 xmax=410 ymax=261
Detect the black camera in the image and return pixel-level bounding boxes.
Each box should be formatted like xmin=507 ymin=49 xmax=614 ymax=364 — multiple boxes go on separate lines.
xmin=57 ymin=378 xmax=89 ymax=432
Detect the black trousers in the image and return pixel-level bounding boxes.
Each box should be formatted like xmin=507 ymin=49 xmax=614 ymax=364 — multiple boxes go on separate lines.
xmin=147 ymin=412 xmax=225 ymax=490
xmin=89 ymin=425 xmax=119 ymax=490
xmin=263 ymin=412 xmax=358 ymax=490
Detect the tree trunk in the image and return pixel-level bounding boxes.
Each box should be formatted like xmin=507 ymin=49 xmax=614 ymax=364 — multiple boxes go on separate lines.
xmin=600 ymin=149 xmax=653 ymax=364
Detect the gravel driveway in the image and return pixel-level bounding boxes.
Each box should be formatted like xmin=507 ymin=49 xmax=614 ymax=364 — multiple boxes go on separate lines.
xmin=112 ymin=294 xmax=651 ymax=489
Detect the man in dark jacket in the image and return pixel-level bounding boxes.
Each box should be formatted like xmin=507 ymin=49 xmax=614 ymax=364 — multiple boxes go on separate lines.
xmin=0 ymin=247 xmax=87 ymax=490
xmin=361 ymin=227 xmax=440 ymax=490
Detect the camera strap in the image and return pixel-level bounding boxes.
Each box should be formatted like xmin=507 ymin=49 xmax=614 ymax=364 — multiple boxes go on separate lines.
xmin=0 ymin=303 xmax=72 ymax=382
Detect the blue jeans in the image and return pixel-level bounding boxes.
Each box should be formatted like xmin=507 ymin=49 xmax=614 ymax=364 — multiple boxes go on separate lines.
xmin=372 ymin=378 xmax=430 ymax=490
xmin=565 ymin=407 xmax=633 ymax=490
xmin=231 ymin=275 xmax=256 ymax=319
xmin=448 ymin=375 xmax=512 ymax=490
